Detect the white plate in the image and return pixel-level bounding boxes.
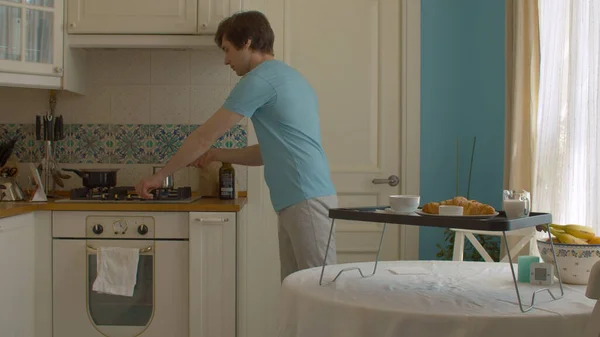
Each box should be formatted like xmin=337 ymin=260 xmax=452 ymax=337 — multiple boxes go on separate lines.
xmin=375 ymin=208 xmax=416 ymax=215
xmin=415 ymin=210 xmax=499 ymax=219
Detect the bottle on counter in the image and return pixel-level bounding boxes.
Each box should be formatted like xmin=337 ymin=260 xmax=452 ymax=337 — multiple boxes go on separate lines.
xmin=219 ymin=162 xmax=235 ymax=200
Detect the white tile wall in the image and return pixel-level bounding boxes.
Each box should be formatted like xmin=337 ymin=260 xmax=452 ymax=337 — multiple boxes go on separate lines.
xmin=110 ymin=86 xmax=151 ymax=124
xmin=1 ymin=48 xmax=248 ymax=192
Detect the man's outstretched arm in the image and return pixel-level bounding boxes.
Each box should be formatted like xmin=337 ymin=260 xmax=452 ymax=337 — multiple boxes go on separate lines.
xmin=204 ymin=145 xmax=263 ymax=166
xmin=147 ymin=108 xmax=243 ymax=183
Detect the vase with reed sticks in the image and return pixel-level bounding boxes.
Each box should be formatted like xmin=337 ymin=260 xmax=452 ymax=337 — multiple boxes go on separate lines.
xmin=435 ymin=136 xmax=501 ymax=261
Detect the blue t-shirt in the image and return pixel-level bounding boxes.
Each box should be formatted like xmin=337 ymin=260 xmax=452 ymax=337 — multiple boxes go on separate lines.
xmin=222 ymin=60 xmax=336 ymax=212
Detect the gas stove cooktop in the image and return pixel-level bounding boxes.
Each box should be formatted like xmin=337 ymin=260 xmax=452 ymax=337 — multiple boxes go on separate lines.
xmin=55 ymin=186 xmax=201 ymax=203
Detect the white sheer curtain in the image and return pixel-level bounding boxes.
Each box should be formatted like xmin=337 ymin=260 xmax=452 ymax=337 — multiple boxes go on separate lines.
xmin=535 ymin=0 xmax=600 ymax=231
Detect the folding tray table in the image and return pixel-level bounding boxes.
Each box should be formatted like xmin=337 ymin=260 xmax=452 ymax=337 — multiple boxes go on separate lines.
xmin=318 ymin=206 xmax=563 ymax=313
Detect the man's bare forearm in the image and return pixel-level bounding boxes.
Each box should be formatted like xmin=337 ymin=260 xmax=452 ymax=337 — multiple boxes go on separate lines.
xmin=214 ymin=145 xmax=263 ymax=166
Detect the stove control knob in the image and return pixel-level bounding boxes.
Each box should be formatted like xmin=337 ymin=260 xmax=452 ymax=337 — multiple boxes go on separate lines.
xmin=92 ymin=224 xmax=103 ymax=235
xmin=137 ymin=224 xmax=149 ymax=235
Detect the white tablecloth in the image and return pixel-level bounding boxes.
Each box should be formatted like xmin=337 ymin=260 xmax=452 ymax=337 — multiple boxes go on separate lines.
xmin=277 ymin=260 xmax=595 ymax=337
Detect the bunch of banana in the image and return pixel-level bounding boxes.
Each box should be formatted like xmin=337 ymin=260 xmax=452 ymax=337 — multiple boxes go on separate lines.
xmin=548 ymin=224 xmax=598 ymax=244
xmin=549 ymin=228 xmax=588 ymax=244
xmin=550 ymin=224 xmax=595 ymax=239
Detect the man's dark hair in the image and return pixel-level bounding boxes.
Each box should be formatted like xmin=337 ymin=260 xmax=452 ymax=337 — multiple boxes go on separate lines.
xmin=214 ymin=11 xmax=275 ymax=55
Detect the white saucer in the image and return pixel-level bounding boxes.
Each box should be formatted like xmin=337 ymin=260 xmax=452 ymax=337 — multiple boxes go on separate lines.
xmin=415 ymin=210 xmax=499 ymax=219
xmin=375 ymin=208 xmax=416 ymax=215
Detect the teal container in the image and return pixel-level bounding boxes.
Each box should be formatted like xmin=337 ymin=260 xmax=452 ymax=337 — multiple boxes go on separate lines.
xmin=518 ymin=255 xmax=540 ymax=282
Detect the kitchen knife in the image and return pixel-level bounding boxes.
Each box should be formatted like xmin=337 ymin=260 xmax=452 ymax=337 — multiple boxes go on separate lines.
xmin=54 ymin=115 xmax=61 ymax=141
xmin=36 ymin=115 xmax=41 ymax=140
xmin=59 ymin=116 xmax=64 ymax=140
xmin=47 ymin=116 xmax=53 ymax=142
xmin=43 ymin=116 xmax=49 ymax=141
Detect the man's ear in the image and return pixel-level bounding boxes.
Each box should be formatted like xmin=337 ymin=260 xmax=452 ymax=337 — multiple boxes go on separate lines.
xmin=244 ymin=39 xmax=252 ymax=50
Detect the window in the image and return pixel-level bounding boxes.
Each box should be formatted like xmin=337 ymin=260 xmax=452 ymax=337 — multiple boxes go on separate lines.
xmin=535 ymin=0 xmax=599 ymax=232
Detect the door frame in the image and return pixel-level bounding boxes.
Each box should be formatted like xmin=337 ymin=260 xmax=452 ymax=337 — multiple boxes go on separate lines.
xmin=399 ymin=0 xmax=421 ymax=260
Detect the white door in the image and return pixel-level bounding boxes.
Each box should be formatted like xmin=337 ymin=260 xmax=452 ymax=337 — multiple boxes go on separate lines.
xmin=258 ymin=0 xmax=419 ymax=262
xmin=239 ymin=1 xmax=420 ymax=337
xmin=282 ymin=0 xmax=401 ymax=262
xmin=0 ymin=214 xmax=36 ymax=337
xmin=67 ymin=0 xmax=198 ymax=34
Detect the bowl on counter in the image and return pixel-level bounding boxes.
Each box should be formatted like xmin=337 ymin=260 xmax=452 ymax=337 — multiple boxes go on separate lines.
xmin=537 ymin=239 xmax=600 ymax=285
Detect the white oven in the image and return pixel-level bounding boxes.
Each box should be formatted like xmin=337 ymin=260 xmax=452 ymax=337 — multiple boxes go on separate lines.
xmin=52 ymin=212 xmax=189 ymax=337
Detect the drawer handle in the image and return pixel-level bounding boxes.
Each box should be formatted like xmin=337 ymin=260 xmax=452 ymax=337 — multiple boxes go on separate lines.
xmin=195 ymin=218 xmax=229 ymax=223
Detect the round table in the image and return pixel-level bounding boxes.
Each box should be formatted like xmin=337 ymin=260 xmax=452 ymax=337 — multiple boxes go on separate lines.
xmin=277 ymin=260 xmax=595 ymax=337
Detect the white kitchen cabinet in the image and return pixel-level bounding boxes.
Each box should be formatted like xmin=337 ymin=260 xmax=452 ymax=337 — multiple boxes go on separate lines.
xmin=0 ymin=211 xmax=52 ymax=337
xmin=189 ymin=211 xmax=236 ymax=337
xmin=67 ymin=0 xmax=198 ymax=34
xmin=66 ymin=0 xmax=240 ymax=35
xmin=198 ymin=0 xmax=241 ymax=34
xmin=0 ymin=0 xmax=86 ymax=92
xmin=0 ymin=0 xmax=63 ymax=77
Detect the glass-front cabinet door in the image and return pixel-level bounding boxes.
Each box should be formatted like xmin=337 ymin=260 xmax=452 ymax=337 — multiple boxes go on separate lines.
xmin=0 ymin=0 xmax=63 ymax=77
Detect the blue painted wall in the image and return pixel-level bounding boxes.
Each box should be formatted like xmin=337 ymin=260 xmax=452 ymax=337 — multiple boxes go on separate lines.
xmin=419 ymin=0 xmax=506 ymax=260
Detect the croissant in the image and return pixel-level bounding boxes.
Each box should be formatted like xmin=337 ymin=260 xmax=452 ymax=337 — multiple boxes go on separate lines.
xmin=464 ymin=201 xmax=496 ymax=215
xmin=422 ymin=202 xmax=440 ymax=214
xmin=421 ymin=196 xmax=496 ymax=215
xmin=441 ymin=196 xmax=470 ymax=208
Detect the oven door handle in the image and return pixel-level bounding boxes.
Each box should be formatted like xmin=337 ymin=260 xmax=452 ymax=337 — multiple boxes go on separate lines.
xmin=86 ymin=245 xmax=153 ymax=253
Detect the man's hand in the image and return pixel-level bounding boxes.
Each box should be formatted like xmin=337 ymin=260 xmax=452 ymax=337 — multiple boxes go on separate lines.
xmin=189 ymin=148 xmax=218 ymax=168
xmin=135 ymin=173 xmax=165 ymax=199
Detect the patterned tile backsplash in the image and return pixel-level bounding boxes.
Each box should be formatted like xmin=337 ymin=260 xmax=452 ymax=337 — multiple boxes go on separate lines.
xmin=0 ymin=48 xmax=249 ymax=192
xmin=0 ymin=123 xmax=247 ymax=164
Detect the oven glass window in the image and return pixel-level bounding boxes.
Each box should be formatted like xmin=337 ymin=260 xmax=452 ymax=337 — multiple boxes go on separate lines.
xmin=87 ymin=254 xmax=153 ymax=326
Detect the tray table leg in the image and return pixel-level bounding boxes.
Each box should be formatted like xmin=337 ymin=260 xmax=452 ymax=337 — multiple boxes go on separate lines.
xmin=319 ymin=219 xmax=388 ymax=285
xmin=502 ymin=223 xmax=564 ymax=312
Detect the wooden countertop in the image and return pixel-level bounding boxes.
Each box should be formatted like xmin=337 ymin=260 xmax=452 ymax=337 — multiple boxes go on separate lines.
xmin=0 ymin=195 xmax=247 ymax=219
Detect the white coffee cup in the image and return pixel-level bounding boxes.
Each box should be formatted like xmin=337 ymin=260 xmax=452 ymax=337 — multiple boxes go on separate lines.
xmin=389 ymin=195 xmax=420 ymax=212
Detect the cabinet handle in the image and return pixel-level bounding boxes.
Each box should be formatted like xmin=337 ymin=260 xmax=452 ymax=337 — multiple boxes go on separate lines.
xmin=201 ymin=23 xmax=208 ymax=29
xmin=69 ymin=23 xmax=76 ymax=28
xmin=195 ymin=218 xmax=229 ymax=223
xmin=53 ymin=66 xmax=63 ymax=74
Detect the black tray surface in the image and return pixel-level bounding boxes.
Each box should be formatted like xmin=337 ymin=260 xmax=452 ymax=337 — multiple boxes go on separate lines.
xmin=328 ymin=206 xmax=551 ymax=232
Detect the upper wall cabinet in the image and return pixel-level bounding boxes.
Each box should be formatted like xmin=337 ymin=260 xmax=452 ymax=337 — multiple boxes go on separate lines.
xmin=198 ymin=0 xmax=239 ymax=34
xmin=67 ymin=0 xmax=198 ymax=34
xmin=0 ymin=0 xmax=84 ymax=93
xmin=67 ymin=0 xmax=241 ymax=35
xmin=0 ymin=0 xmax=64 ymax=77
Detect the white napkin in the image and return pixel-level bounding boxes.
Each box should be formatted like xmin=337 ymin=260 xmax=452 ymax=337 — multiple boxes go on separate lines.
xmin=92 ymin=246 xmax=140 ymax=297
xmin=387 ymin=266 xmax=431 ymax=275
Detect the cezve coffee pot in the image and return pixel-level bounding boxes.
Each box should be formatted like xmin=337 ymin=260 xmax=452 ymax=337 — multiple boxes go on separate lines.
xmin=153 ymin=166 xmax=174 ymax=189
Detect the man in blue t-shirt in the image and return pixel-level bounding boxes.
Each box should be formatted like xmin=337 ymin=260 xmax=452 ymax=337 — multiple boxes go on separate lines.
xmin=135 ymin=10 xmax=337 ymax=282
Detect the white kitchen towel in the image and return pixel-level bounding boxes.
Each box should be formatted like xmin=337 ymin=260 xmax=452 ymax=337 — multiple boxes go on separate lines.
xmin=92 ymin=246 xmax=140 ymax=297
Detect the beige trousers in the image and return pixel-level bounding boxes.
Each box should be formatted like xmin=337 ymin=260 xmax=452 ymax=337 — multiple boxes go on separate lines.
xmin=277 ymin=195 xmax=338 ymax=282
